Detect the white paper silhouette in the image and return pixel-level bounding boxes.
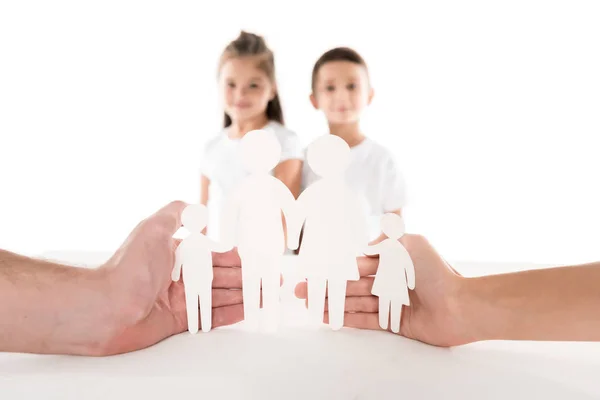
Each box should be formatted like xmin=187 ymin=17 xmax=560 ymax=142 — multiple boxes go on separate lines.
xmin=288 ymin=134 xmax=369 ymax=330
xmin=172 ymin=204 xmax=232 ymax=334
xmin=364 ymin=214 xmax=415 ymax=333
xmin=220 ymin=129 xmax=296 ymax=331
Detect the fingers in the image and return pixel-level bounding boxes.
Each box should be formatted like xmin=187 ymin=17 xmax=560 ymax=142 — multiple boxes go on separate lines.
xmin=357 ymin=257 xmax=379 ymax=277
xmin=293 ymin=257 xmax=378 ymax=298
xmin=212 ymin=288 xmax=243 ymax=308
xmin=212 ymin=266 xmax=242 ymax=288
xmin=325 ymin=296 xmax=379 ymax=313
xmin=294 ymin=282 xmax=306 ymax=299
xmin=153 ymin=200 xmax=188 ymax=233
xmin=347 ymin=277 xmax=374 ymax=296
xmin=294 ymin=277 xmax=374 ymax=299
xmin=212 ymin=267 xmax=283 ymax=289
xmin=293 ymin=283 xmax=397 ymax=333
xmin=212 ymin=248 xmax=241 ymax=268
xmin=297 ymin=291 xmax=378 ymax=312
xmin=206 ymin=304 xmax=244 ymax=330
xmin=323 ymin=312 xmax=386 ymax=332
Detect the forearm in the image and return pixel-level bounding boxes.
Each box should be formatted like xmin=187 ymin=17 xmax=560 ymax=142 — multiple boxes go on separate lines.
xmin=281 ymin=212 xmax=288 ymax=244
xmin=0 ymin=250 xmax=117 ymax=355
xmin=462 ymin=262 xmax=600 ymax=342
xmin=200 ymin=175 xmax=210 ymax=206
xmin=200 ymin=176 xmax=210 ymax=235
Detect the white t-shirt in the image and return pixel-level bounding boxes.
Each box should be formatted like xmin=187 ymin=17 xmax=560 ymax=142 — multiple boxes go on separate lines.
xmin=200 ymin=120 xmax=303 ymax=239
xmin=301 ymin=137 xmax=407 ymax=240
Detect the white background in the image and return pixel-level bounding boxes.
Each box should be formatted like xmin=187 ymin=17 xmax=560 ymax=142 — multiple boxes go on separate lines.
xmin=1 ymin=0 xmax=599 ymax=265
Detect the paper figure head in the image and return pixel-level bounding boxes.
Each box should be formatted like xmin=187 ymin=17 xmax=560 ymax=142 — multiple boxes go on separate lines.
xmin=307 ymin=134 xmax=350 ymax=178
xmin=181 ymin=204 xmax=208 ymax=233
xmin=240 ymin=129 xmax=282 ymax=173
xmin=381 ymin=213 xmax=405 ymax=240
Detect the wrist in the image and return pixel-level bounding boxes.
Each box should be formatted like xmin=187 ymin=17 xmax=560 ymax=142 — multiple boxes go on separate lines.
xmin=63 ymin=266 xmax=125 ymax=356
xmin=457 ymin=275 xmax=506 ymax=344
xmin=27 ymin=263 xmax=125 ymax=356
xmin=87 ymin=262 xmax=151 ymax=356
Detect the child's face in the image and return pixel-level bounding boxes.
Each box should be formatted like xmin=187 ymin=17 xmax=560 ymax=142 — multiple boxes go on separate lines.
xmin=220 ymin=57 xmax=276 ymax=125
xmin=311 ymin=61 xmax=373 ymax=125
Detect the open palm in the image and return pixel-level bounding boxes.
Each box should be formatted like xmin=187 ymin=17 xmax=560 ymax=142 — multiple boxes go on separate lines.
xmin=295 ymin=234 xmax=475 ymax=347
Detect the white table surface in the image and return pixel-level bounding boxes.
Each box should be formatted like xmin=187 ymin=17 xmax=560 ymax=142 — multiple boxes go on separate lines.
xmin=1 ymin=251 xmax=599 ymax=399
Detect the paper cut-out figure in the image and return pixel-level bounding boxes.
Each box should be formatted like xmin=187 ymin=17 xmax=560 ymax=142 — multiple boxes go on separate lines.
xmin=363 ymin=213 xmax=415 ymax=333
xmin=288 ymin=135 xmax=369 ymax=330
xmin=172 ymin=204 xmax=232 ymax=334
xmin=220 ymin=129 xmax=296 ymax=331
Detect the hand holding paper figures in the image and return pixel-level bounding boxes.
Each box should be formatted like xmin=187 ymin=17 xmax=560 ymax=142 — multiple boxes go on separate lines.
xmin=173 ymin=204 xmax=232 ymax=334
xmin=293 ymin=234 xmax=476 ymax=346
xmin=8 ymin=199 xmax=600 ymax=355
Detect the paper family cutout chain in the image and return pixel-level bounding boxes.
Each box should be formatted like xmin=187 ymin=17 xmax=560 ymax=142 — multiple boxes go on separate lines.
xmin=174 ymin=129 xmax=415 ymax=334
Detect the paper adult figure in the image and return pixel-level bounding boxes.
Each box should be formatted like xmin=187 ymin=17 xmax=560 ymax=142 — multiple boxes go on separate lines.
xmin=220 ymin=129 xmax=296 ymax=331
xmin=172 ymin=204 xmax=232 ymax=334
xmin=363 ymin=213 xmax=415 ymax=333
xmin=288 ymin=134 xmax=369 ymax=330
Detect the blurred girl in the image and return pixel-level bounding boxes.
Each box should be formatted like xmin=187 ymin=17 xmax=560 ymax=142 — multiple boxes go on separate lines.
xmin=200 ymin=31 xmax=303 ymax=238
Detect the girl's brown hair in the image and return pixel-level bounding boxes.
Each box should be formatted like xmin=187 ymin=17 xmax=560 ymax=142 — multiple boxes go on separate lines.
xmin=218 ymin=31 xmax=284 ymax=128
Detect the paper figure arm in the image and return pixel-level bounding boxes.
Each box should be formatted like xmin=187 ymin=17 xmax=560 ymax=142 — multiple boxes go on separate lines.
xmin=172 ymin=245 xmax=183 ymax=282
xmin=208 ymin=237 xmax=233 ymax=254
xmin=276 ymin=180 xmax=297 ymax=235
xmin=363 ymin=241 xmax=385 ymax=256
xmin=403 ymin=249 xmax=416 ymax=290
xmin=286 ymin=190 xmax=308 ymax=251
xmin=219 ymin=188 xmax=242 ymax=249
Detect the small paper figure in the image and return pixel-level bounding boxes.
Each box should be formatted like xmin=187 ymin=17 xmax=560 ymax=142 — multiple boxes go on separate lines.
xmin=288 ymin=134 xmax=369 ymax=330
xmin=172 ymin=204 xmax=232 ymax=334
xmin=220 ymin=129 xmax=296 ymax=331
xmin=363 ymin=213 xmax=415 ymax=333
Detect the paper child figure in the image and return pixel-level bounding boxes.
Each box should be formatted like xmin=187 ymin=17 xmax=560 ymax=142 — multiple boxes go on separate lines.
xmin=172 ymin=204 xmax=232 ymax=334
xmin=363 ymin=213 xmax=415 ymax=333
xmin=288 ymin=134 xmax=369 ymax=330
xmin=220 ymin=129 xmax=296 ymax=331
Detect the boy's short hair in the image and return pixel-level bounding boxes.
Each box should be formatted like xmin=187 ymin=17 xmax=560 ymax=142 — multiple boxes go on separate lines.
xmin=311 ymin=47 xmax=369 ymax=92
